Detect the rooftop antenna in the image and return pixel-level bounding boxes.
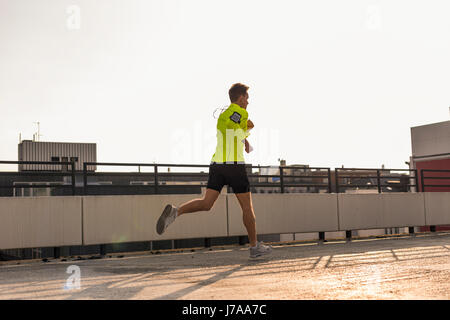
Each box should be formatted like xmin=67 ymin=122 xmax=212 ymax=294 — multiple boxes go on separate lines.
xmin=33 ymin=122 xmax=42 ymax=141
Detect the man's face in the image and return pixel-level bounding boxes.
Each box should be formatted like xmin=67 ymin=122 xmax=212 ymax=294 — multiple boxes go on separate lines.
xmin=237 ymin=93 xmax=249 ymax=109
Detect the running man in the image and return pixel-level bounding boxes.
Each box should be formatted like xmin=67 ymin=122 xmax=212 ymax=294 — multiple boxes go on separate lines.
xmin=156 ymin=83 xmax=272 ymax=258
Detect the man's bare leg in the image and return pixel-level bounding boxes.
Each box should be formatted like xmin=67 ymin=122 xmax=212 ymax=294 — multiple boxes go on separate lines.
xmin=157 ymin=188 xmax=220 ymax=235
xmin=234 ymin=191 xmax=257 ymax=247
xmin=177 ymin=188 xmax=220 ymax=216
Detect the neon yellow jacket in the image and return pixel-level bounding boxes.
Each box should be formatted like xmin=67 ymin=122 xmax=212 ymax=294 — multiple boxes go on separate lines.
xmin=211 ymin=103 xmax=251 ymax=163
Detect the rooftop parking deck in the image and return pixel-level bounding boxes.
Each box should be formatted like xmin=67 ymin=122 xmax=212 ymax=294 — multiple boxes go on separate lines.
xmin=1 ymin=232 xmax=449 ymax=300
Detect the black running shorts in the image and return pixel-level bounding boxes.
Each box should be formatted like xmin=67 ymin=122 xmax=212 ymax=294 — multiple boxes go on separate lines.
xmin=206 ymin=163 xmax=250 ymax=194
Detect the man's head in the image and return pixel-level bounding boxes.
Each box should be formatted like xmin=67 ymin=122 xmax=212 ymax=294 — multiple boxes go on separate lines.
xmin=229 ymin=83 xmax=249 ymax=109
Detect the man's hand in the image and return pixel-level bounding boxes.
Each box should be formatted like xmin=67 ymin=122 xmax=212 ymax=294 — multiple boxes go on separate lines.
xmin=247 ymin=119 xmax=254 ymax=130
xmin=244 ymin=139 xmax=253 ymax=153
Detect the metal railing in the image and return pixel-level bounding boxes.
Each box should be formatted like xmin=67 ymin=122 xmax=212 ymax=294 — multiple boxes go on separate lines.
xmin=421 ymin=169 xmax=450 ymax=192
xmin=82 ymin=162 xmax=210 ymax=195
xmin=82 ymin=162 xmax=332 ymax=194
xmin=335 ymin=168 xmax=419 ymax=193
xmin=2 ymin=160 xmax=449 ymax=196
xmin=253 ymin=165 xmax=332 ymax=193
xmin=0 ymin=160 xmax=77 ymax=196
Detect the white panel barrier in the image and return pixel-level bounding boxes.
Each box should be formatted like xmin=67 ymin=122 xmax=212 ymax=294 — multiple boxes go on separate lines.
xmin=0 ymin=197 xmax=82 ymax=250
xmin=424 ymin=192 xmax=450 ymax=226
xmin=227 ymin=194 xmax=339 ymax=236
xmin=82 ymin=194 xmax=228 ymax=245
xmin=1 ymin=193 xmax=450 ymax=250
xmin=337 ymin=193 xmax=426 ymax=230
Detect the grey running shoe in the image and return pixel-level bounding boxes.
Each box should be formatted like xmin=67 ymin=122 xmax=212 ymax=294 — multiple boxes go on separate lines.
xmin=156 ymin=204 xmax=178 ymax=235
xmin=249 ymin=241 xmax=272 ymax=258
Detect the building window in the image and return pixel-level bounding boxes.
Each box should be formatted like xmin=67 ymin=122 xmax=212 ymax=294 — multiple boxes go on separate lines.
xmin=51 ymin=156 xmax=60 ymax=162
xmin=61 ymin=157 xmax=68 ymax=172
xmin=70 ymin=157 xmax=79 ymax=163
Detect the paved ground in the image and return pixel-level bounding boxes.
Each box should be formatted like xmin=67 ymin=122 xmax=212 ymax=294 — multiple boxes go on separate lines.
xmin=1 ymin=232 xmax=450 ymax=300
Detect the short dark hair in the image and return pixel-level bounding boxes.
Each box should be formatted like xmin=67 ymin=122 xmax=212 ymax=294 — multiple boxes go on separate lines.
xmin=229 ymin=83 xmax=249 ymax=103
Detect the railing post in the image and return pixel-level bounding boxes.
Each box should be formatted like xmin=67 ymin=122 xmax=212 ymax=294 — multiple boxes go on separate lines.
xmin=377 ymin=169 xmax=382 ymax=193
xmin=335 ymin=169 xmax=340 ymax=193
xmin=154 ymin=164 xmax=159 ymax=194
xmin=53 ymin=247 xmax=61 ymax=259
xmin=327 ymin=168 xmax=332 ymax=193
xmin=346 ymin=230 xmax=352 ymax=241
xmin=238 ymin=236 xmax=248 ymax=245
xmin=414 ymin=169 xmax=419 ymax=193
xmin=280 ymin=166 xmax=284 ymax=194
xmin=100 ymin=244 xmax=107 ymax=256
xmin=319 ymin=232 xmax=325 ymax=242
xmin=71 ymin=159 xmax=76 ymax=196
xmin=420 ymin=169 xmax=425 ymax=192
xmin=83 ymin=163 xmax=87 ymax=195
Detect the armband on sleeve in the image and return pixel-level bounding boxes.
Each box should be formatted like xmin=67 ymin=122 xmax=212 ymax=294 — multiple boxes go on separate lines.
xmin=229 ymin=112 xmax=242 ymax=124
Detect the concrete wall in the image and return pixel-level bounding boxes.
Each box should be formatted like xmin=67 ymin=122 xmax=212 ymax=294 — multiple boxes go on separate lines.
xmin=82 ymin=194 xmax=228 ymax=245
xmin=1 ymin=193 xmax=449 ymax=250
xmin=227 ymin=194 xmax=339 ymax=236
xmin=424 ymin=192 xmax=450 ymax=226
xmin=0 ymin=196 xmax=82 ymax=250
xmin=338 ymin=193 xmax=426 ymax=230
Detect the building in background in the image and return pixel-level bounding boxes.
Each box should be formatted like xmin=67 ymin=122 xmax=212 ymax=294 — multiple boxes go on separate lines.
xmin=18 ymin=140 xmax=97 ymax=172
xmin=410 ymin=120 xmax=450 ymax=232
xmin=410 ymin=120 xmax=450 ymax=192
xmin=4 ymin=141 xmax=97 ymax=197
xmin=253 ymin=160 xmax=330 ymax=194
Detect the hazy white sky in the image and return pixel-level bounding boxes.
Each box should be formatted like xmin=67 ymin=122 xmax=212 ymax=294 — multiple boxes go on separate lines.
xmin=1 ymin=0 xmax=449 ymax=171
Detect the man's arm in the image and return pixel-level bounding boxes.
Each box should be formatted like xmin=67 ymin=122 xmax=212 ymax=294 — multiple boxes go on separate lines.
xmin=244 ymin=139 xmax=254 ymax=153
xmin=244 ymin=119 xmax=254 ymax=153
